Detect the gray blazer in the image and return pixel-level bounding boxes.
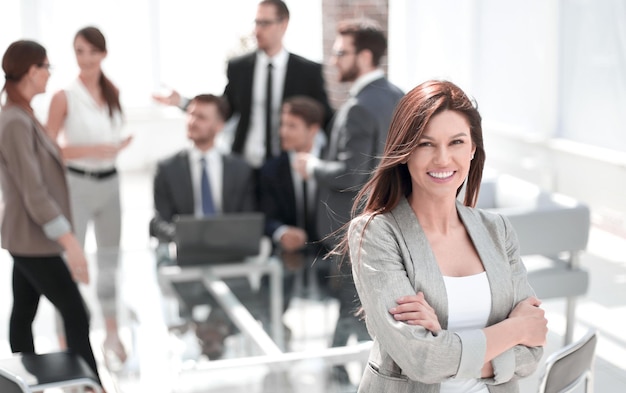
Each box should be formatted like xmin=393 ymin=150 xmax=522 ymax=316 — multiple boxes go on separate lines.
xmin=149 ymin=150 xmax=256 ymax=242
xmin=315 ymin=77 xmax=403 ymax=245
xmin=0 ymin=106 xmax=72 ymax=255
xmin=349 ymin=198 xmax=543 ymax=393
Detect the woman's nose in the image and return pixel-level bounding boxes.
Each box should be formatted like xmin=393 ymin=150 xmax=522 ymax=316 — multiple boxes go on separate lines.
xmin=433 ymin=146 xmax=450 ymax=164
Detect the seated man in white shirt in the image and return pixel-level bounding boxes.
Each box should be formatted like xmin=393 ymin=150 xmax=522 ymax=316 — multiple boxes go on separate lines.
xmin=149 ymin=94 xmax=257 ymax=359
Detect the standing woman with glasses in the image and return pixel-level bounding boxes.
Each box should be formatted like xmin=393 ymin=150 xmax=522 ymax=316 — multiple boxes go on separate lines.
xmin=0 ymin=40 xmax=101 ymax=382
xmin=46 ymin=26 xmax=131 ymax=367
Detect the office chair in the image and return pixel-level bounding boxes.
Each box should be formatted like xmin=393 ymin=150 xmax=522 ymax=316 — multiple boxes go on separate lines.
xmin=537 ymin=329 xmax=598 ymax=393
xmin=0 ymin=351 xmax=102 ymax=392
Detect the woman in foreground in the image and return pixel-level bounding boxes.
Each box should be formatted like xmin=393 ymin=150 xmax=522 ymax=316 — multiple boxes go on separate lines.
xmin=346 ymin=80 xmax=547 ymax=392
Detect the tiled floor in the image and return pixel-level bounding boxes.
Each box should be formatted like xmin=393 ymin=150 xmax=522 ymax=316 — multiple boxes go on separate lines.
xmin=1 ymin=169 xmax=625 ymax=392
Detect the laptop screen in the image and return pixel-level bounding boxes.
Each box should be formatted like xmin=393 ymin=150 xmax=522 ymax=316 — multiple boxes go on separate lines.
xmin=173 ymin=212 xmax=265 ymax=266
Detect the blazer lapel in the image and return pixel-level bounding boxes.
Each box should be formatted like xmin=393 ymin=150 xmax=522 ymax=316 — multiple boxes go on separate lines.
xmin=456 ymin=202 xmax=514 ymax=323
xmin=279 ymin=154 xmax=297 ymax=213
xmin=221 ymin=155 xmax=235 ymax=212
xmin=326 ymin=98 xmax=354 ymax=160
xmin=32 ymin=118 xmax=64 ymax=168
xmin=282 ymin=53 xmax=296 ymax=101
xmin=176 ymin=152 xmax=195 ymax=214
xmin=391 ymin=198 xmax=450 ymax=325
xmin=242 ymin=54 xmax=256 ymax=115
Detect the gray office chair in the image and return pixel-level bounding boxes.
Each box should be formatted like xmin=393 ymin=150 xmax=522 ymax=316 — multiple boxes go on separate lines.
xmin=475 ymin=174 xmax=590 ymax=344
xmin=0 ymin=351 xmax=102 ymax=393
xmin=537 ymin=329 xmax=598 ymax=393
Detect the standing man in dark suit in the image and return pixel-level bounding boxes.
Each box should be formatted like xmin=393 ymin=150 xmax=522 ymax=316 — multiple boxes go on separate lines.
xmin=153 ymin=0 xmax=333 ymax=171
xmin=259 ymin=96 xmax=328 ymax=305
xmin=149 ymin=94 xmax=256 ymax=359
xmin=294 ymin=18 xmax=404 ymax=384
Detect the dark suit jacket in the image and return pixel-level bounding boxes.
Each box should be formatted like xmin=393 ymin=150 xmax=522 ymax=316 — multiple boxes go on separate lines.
xmin=149 ymin=150 xmax=256 ymax=242
xmin=224 ymin=51 xmax=334 ymax=155
xmin=314 ymin=77 xmax=404 ymax=246
xmin=259 ymin=151 xmax=319 ymax=241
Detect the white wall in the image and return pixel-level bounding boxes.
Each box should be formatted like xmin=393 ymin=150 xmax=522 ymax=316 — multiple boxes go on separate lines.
xmin=388 ymin=0 xmax=626 ymax=229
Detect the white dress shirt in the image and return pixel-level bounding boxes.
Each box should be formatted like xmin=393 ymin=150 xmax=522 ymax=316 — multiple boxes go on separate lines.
xmin=243 ymin=48 xmax=289 ymax=168
xmin=188 ymin=146 xmax=223 ymax=217
xmin=273 ymin=143 xmax=321 ymax=243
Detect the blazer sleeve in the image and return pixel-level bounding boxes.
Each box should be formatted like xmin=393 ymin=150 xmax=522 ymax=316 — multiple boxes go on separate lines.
xmin=223 ymin=59 xmax=239 ymax=121
xmin=0 ymin=116 xmax=70 ymax=239
xmin=487 ymin=215 xmax=544 ymax=385
xmin=349 ymin=215 xmax=485 ymax=384
xmin=149 ymin=161 xmax=176 ymax=242
xmin=222 ymin=155 xmax=256 ymax=213
xmin=308 ymin=62 xmax=334 ymax=132
xmin=314 ymin=104 xmax=377 ymax=191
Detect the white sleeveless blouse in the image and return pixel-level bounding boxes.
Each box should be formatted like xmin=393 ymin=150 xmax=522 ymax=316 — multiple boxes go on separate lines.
xmin=63 ymin=79 xmax=123 ymax=170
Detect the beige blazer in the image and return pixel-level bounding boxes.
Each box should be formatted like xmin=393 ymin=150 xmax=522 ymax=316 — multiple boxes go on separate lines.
xmin=0 ymin=105 xmax=72 ymax=255
xmin=349 ymin=198 xmax=543 ymax=393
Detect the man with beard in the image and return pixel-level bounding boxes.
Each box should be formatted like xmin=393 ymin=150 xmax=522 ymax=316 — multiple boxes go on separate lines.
xmin=149 ymin=94 xmax=256 ymax=359
xmin=293 ymin=18 xmax=404 ymax=386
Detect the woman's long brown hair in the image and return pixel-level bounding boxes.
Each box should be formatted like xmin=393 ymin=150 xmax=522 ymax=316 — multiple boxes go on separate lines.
xmin=332 ymin=80 xmax=486 ymax=261
xmin=75 ymin=26 xmax=122 ymax=118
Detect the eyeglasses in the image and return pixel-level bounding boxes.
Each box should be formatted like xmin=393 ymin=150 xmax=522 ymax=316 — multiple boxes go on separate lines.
xmin=254 ymin=18 xmax=282 ymax=28
xmin=37 ymin=63 xmax=53 ymax=71
xmin=332 ymin=50 xmax=356 ymax=58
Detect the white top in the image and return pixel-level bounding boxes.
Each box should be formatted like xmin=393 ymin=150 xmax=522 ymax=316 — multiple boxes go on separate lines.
xmin=188 ymin=146 xmax=223 ymax=216
xmin=440 ymin=272 xmax=491 ymax=393
xmin=63 ymin=79 xmax=124 ymax=170
xmin=243 ymin=48 xmax=289 ymax=168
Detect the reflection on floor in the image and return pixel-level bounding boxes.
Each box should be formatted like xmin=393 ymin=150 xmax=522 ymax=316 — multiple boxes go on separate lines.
xmin=0 ymin=170 xmax=625 ymax=392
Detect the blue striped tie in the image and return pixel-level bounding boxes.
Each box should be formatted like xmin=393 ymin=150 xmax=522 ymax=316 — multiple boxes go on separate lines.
xmin=200 ymin=157 xmax=215 ymax=216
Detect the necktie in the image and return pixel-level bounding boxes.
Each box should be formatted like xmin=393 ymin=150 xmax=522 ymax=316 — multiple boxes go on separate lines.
xmin=301 ymin=179 xmax=315 ymax=240
xmin=200 ymin=157 xmax=215 ymax=216
xmin=265 ymin=62 xmax=273 ymax=159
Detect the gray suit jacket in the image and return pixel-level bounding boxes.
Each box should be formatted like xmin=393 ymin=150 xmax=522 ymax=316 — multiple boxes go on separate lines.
xmin=149 ymin=150 xmax=256 ymax=242
xmin=0 ymin=106 xmax=72 ymax=255
xmin=315 ymin=77 xmax=403 ymax=246
xmin=349 ymin=198 xmax=543 ymax=393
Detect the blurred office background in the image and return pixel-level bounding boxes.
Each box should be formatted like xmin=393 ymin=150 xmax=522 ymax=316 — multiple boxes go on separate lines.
xmin=0 ymin=0 xmax=625 ymax=392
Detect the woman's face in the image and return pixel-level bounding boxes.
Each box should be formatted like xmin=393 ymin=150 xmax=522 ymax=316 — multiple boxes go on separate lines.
xmin=407 ymin=110 xmax=475 ymax=200
xmin=31 ymin=57 xmax=51 ymax=95
xmin=74 ymin=35 xmax=106 ymax=74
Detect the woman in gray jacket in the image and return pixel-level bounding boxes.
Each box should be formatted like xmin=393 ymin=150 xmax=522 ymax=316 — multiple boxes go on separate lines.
xmin=0 ymin=40 xmax=101 ymax=383
xmin=344 ymin=80 xmax=547 ymax=392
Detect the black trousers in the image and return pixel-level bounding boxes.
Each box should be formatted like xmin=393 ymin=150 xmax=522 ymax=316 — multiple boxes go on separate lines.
xmin=10 ymin=254 xmax=100 ymax=381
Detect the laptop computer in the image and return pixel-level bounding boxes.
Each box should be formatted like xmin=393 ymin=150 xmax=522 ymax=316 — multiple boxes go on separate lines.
xmin=173 ymin=212 xmax=265 ymax=266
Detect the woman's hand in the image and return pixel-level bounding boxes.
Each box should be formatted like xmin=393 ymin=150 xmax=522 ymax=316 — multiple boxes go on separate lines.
xmin=58 ymin=233 xmax=89 ymax=284
xmin=389 ymin=292 xmax=441 ymax=334
xmin=508 ymin=296 xmax=548 ymax=347
xmin=84 ymin=136 xmax=133 ymax=159
xmin=88 ymin=144 xmax=121 ymax=159
xmin=118 ymin=135 xmax=133 ymax=151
